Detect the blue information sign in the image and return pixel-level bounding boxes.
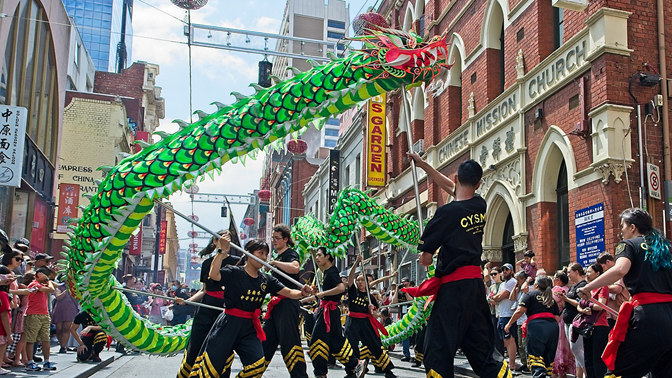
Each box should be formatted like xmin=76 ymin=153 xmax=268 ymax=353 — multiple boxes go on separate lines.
xmin=575 ymin=203 xmax=605 ymax=267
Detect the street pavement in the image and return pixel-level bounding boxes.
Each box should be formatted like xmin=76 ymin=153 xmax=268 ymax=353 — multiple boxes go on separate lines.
xmin=89 ymin=342 xmax=474 ymax=378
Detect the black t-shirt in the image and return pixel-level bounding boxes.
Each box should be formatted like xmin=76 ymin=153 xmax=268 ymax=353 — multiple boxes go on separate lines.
xmin=201 ymin=255 xmax=241 ymax=292
xmin=321 ymin=266 xmax=343 ymax=302
xmin=273 ymin=248 xmax=301 ymax=289
xmin=616 ymin=236 xmax=672 ymax=295
xmin=73 ymin=311 xmax=98 ymax=328
xmin=562 ymin=279 xmax=587 ymax=324
xmin=348 ymin=284 xmax=377 ymax=313
xmin=220 ymin=266 xmax=285 ymax=312
xmin=123 ymin=289 xmax=142 ymax=307
xmin=520 ymin=290 xmax=559 ymax=318
xmin=419 ymin=196 xmax=487 ymax=277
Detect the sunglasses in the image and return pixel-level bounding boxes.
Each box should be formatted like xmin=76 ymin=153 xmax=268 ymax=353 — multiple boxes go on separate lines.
xmin=490 ymin=272 xmax=498 ymax=276
xmin=13 ymin=257 xmax=24 ymax=262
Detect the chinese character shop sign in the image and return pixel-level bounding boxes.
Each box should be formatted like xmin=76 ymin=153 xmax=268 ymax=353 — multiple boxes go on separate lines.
xmin=367 ymin=95 xmax=386 ymax=187
xmin=575 ymin=203 xmax=605 ymax=267
xmin=0 ymin=106 xmax=27 ymax=187
xmin=57 ymin=184 xmax=80 ymax=233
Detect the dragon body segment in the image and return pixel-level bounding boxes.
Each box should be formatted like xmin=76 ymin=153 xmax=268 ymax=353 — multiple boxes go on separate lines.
xmin=66 ymin=29 xmax=449 ymax=355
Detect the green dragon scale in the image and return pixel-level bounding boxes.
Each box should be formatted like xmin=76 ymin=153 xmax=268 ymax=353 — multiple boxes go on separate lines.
xmin=65 ymin=29 xmax=449 ymax=355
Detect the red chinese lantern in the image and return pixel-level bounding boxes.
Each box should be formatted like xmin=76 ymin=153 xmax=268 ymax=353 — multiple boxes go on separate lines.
xmin=239 ymin=233 xmax=248 ymax=240
xmin=243 ymin=217 xmax=255 ymax=226
xmin=257 ymin=190 xmax=272 ymax=202
xmin=286 ymin=139 xmax=308 ymax=155
xmin=353 ymin=12 xmax=389 ymax=36
xmin=188 ymin=214 xmax=199 ymax=222
xmin=189 ymin=243 xmax=198 ymax=248
xmin=187 ymin=231 xmax=199 ymax=238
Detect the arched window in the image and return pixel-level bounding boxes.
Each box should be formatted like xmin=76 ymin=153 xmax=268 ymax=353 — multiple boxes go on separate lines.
xmin=483 ymin=0 xmax=506 ymax=96
xmin=1 ymin=0 xmax=59 ymax=162
xmin=556 ymin=159 xmax=570 ymax=267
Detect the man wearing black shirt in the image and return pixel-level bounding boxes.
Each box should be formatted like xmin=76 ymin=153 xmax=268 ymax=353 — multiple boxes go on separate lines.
xmin=70 ymin=310 xmax=106 ymax=363
xmin=405 ymin=154 xmax=509 ymax=378
xmin=261 ymin=224 xmax=309 ymax=378
xmin=189 ymin=238 xmax=312 ymax=378
xmin=309 ymin=247 xmax=360 ymax=378
xmin=178 ymin=232 xmax=240 ymax=378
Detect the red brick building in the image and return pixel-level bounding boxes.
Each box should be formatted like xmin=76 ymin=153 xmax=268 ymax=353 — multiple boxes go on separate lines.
xmin=373 ymin=0 xmax=671 ymax=272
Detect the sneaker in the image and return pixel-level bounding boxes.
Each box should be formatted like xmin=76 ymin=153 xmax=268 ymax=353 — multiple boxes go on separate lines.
xmin=33 ymin=356 xmax=42 ymax=362
xmin=25 ymin=362 xmax=41 ymax=371
xmin=91 ymin=355 xmax=102 ymax=363
xmin=0 ymin=368 xmax=9 ymax=375
xmin=59 ymin=347 xmax=67 ymax=354
xmin=411 ymin=359 xmax=422 ymax=368
xmin=42 ymin=361 xmax=57 ymax=371
xmin=400 ymin=356 xmax=411 ymax=362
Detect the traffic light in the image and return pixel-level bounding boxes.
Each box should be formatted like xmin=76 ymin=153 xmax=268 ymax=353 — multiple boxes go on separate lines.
xmin=221 ymin=206 xmax=228 ymax=217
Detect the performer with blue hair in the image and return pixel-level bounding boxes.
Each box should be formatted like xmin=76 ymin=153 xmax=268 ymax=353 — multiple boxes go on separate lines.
xmin=579 ymin=207 xmax=672 ymax=377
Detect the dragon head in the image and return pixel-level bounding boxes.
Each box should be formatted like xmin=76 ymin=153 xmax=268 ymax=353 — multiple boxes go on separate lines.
xmin=353 ymin=28 xmax=451 ymax=84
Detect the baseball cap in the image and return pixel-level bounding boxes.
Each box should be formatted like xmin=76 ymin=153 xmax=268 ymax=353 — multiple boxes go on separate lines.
xmin=501 ymin=263 xmax=514 ymax=271
xmin=401 ymin=277 xmax=409 ymax=283
xmin=34 ymin=253 xmax=54 ymax=261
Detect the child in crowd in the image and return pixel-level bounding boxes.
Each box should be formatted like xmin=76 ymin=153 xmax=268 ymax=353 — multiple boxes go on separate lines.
xmin=8 ymin=272 xmax=35 ymax=367
xmin=0 ymin=266 xmax=13 ymax=375
xmin=24 ymin=267 xmax=58 ymax=372
xmin=517 ymin=251 xmax=538 ymax=279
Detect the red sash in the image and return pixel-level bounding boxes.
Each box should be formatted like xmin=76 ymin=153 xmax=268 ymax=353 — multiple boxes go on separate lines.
xmin=320 ymin=300 xmax=338 ymax=332
xmin=264 ymin=295 xmax=286 ymax=319
xmin=401 ymin=266 xmax=482 ymax=301
xmin=348 ymin=311 xmax=389 ymax=336
xmin=521 ymin=312 xmax=555 ymax=338
xmin=225 ymin=308 xmax=265 ymax=341
xmin=206 ymin=290 xmax=224 ymax=299
xmin=602 ymin=292 xmax=672 ymax=370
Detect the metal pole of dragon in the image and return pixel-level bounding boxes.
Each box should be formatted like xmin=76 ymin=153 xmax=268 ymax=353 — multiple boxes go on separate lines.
xmin=401 ymin=89 xmax=424 ymax=236
xmin=310 ymin=252 xmax=322 ymax=292
xmin=353 ymin=234 xmax=373 ymax=310
xmin=378 ymin=300 xmax=414 ymax=310
xmin=114 ymin=286 xmax=223 ymax=311
xmin=153 ymin=200 xmax=306 ymax=289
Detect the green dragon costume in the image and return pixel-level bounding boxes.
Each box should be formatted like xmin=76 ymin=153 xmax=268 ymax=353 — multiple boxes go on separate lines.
xmin=64 ymin=28 xmax=449 ymax=355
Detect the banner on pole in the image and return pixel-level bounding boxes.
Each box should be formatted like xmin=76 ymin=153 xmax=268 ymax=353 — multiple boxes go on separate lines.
xmin=0 ymin=106 xmax=28 ymax=187
xmin=159 ymin=220 xmax=167 ymax=254
xmin=367 ymin=95 xmax=386 ymax=187
xmin=129 ymin=224 xmax=143 ymax=255
xmin=57 ymin=184 xmax=80 ymax=233
xmin=328 ymin=149 xmax=340 ymax=214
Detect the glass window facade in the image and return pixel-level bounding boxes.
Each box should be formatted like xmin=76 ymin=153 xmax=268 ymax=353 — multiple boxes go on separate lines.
xmin=327 ymin=31 xmax=344 ymax=40
xmin=327 ymin=20 xmax=345 ymax=29
xmin=63 ymin=0 xmax=132 ymax=72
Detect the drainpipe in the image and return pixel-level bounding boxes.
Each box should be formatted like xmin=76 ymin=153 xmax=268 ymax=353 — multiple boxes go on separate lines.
xmin=657 ymin=0 xmax=670 ymax=234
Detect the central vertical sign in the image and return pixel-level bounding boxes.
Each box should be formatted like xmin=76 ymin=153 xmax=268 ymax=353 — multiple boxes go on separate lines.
xmin=367 ymin=94 xmax=386 ymax=187
xmin=328 ymin=149 xmax=340 ymax=214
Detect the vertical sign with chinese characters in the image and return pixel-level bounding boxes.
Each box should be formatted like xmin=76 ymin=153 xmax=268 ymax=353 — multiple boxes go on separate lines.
xmin=57 ymin=184 xmax=80 ymax=233
xmin=367 ymin=95 xmax=386 ymax=187
xmin=575 ymin=203 xmax=605 ymax=267
xmin=129 ymin=224 xmax=143 ymax=255
xmin=0 ymin=106 xmax=27 ymax=187
xmin=159 ymin=220 xmax=167 ymax=254
xmin=328 ymin=149 xmax=340 ymax=214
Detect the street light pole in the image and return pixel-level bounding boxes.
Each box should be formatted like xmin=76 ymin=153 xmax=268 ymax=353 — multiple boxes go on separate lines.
xmin=153 ymin=203 xmax=163 ymax=284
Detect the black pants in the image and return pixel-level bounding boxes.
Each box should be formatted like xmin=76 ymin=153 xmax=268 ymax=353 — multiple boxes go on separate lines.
xmin=414 ymin=326 xmax=427 ymax=364
xmin=608 ymin=303 xmax=672 ymax=378
xmin=301 ymin=308 xmax=315 ymax=344
xmin=309 ymin=306 xmax=358 ymax=376
xmin=526 ymin=319 xmax=559 ymax=378
xmin=189 ymin=313 xmax=264 ymax=378
xmin=77 ymin=331 xmax=106 ymax=362
xmin=345 ymin=316 xmax=394 ymax=373
xmin=262 ymin=299 xmax=308 ymax=378
xmin=178 ymin=295 xmax=224 ymax=378
xmin=424 ymin=279 xmax=510 ymax=378
xmin=584 ymin=325 xmax=609 ymax=378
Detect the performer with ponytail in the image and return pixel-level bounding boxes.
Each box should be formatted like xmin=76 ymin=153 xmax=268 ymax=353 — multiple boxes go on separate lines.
xmin=579 ymin=208 xmax=672 ymax=377
xmin=505 ymin=276 xmax=559 ymax=377
xmin=262 ymin=224 xmax=309 ymax=378
xmin=189 ymin=238 xmax=312 ymax=378
xmin=309 ymin=247 xmax=360 ymax=378
xmin=345 ymin=255 xmax=396 ymax=378
xmin=177 ymin=231 xmax=240 ymax=378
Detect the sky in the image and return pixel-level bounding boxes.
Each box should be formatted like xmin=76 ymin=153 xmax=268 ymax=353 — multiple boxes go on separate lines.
xmin=130 ymin=0 xmax=370 ymax=252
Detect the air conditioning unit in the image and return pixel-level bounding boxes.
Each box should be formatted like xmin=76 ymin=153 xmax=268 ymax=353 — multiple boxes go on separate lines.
xmin=413 ymin=139 xmax=425 ymax=155
xmin=552 ymin=0 xmax=588 ymax=11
